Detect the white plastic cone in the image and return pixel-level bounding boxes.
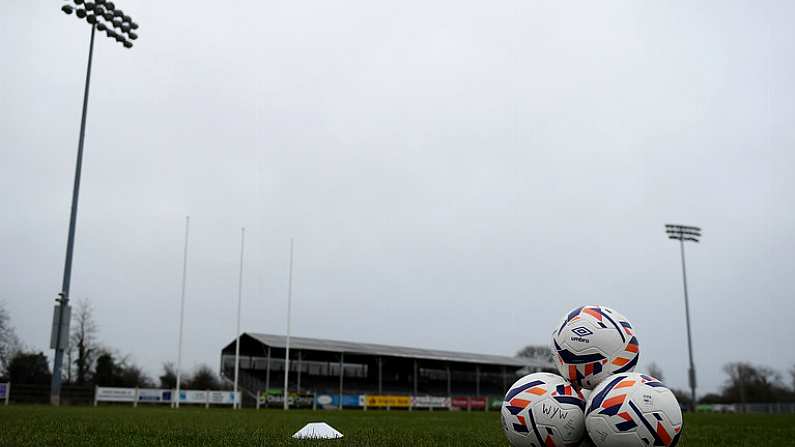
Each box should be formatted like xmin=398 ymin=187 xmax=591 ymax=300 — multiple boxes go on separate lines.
xmin=292 ymin=422 xmax=344 ymax=440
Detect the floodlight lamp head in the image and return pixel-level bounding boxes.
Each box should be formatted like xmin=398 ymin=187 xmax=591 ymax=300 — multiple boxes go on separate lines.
xmin=62 ymin=5 xmax=74 ymax=14
xmin=123 ymin=40 xmax=133 ymax=49
xmin=105 ymin=1 xmax=115 ymax=11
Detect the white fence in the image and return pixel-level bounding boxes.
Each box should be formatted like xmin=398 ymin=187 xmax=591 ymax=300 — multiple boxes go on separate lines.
xmin=0 ymin=383 xmax=9 ymax=405
xmin=94 ymin=387 xmax=239 ymax=408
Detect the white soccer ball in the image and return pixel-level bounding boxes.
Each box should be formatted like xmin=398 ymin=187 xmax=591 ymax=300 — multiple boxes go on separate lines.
xmin=552 ymin=305 xmax=640 ymax=389
xmin=501 ymin=372 xmax=587 ymax=447
xmin=585 ymin=373 xmax=683 ymax=447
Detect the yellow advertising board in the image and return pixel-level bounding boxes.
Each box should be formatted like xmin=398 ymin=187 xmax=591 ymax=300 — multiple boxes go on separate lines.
xmin=365 ymin=395 xmax=411 ymax=408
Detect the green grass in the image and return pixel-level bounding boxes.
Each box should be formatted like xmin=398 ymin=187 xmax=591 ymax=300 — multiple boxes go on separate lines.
xmin=0 ymin=405 xmax=794 ymax=446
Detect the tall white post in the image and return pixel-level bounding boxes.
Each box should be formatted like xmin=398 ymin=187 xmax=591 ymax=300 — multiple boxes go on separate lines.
xmin=175 ymin=216 xmax=190 ymax=409
xmin=233 ymin=227 xmax=246 ymax=410
xmin=283 ymin=238 xmax=294 ymax=410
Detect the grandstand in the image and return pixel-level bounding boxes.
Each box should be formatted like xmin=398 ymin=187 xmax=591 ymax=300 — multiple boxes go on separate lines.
xmin=220 ymin=333 xmax=553 ymax=406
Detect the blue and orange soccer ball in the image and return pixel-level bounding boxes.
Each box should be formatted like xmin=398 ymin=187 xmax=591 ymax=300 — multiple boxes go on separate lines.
xmin=585 ymin=373 xmax=683 ymax=447
xmin=551 ymin=305 xmax=640 ymax=390
xmin=500 ymin=372 xmax=587 ymax=447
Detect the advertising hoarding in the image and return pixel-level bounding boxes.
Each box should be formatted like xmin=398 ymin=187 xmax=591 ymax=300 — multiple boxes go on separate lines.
xmin=468 ymin=397 xmax=487 ymax=410
xmin=208 ymin=390 xmax=238 ymax=405
xmin=412 ymin=396 xmax=450 ymax=408
xmin=137 ymin=389 xmax=172 ymax=403
xmin=96 ymin=387 xmax=136 ymax=402
xmin=259 ymin=390 xmax=314 ymax=408
xmin=451 ymin=396 xmax=487 ymax=410
xmin=315 ymin=394 xmax=364 ymax=409
xmin=365 ymin=395 xmax=411 ymax=408
xmin=178 ymin=390 xmax=208 ymax=404
xmin=95 ymin=387 xmax=237 ymax=406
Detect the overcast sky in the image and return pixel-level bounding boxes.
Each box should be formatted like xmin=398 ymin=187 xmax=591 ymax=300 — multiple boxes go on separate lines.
xmin=2 ymin=1 xmax=794 ymax=396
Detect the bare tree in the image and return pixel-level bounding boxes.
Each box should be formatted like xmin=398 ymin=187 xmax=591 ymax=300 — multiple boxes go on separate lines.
xmin=790 ymin=365 xmax=795 ymax=392
xmin=70 ymin=299 xmax=98 ymax=385
xmin=186 ymin=364 xmax=221 ymax=390
xmin=159 ymin=362 xmax=178 ymax=389
xmin=66 ymin=349 xmax=73 ymax=384
xmin=117 ymin=362 xmax=154 ymax=388
xmin=516 ymin=345 xmax=553 ymax=362
xmin=647 ymin=362 xmax=664 ymax=383
xmin=0 ymin=301 xmax=21 ymax=376
xmin=723 ymin=362 xmax=785 ymax=405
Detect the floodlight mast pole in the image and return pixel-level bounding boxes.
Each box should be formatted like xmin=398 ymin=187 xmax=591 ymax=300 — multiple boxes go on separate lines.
xmin=50 ymin=22 xmax=96 ymax=407
xmin=51 ymin=1 xmax=140 ymax=406
xmin=665 ymin=224 xmax=701 ymax=411
xmin=679 ymin=237 xmax=697 ymax=409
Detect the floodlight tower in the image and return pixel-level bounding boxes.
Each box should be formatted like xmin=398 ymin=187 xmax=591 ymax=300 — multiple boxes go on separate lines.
xmin=50 ymin=0 xmax=140 ymax=406
xmin=665 ymin=224 xmax=701 ymax=411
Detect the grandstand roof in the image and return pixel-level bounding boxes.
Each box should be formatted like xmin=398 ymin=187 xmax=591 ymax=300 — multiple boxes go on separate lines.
xmin=238 ymin=333 xmax=551 ymax=369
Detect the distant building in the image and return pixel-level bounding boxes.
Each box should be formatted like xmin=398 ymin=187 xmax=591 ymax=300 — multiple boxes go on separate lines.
xmin=220 ymin=333 xmax=553 ymax=403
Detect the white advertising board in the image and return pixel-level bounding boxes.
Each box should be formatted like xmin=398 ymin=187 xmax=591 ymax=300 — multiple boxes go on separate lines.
xmin=208 ymin=391 xmax=239 ymax=405
xmin=96 ymin=387 xmax=136 ymax=402
xmin=178 ymin=390 xmax=208 ymax=404
xmin=412 ymin=396 xmax=450 ymax=408
xmin=94 ymin=387 xmax=236 ymax=406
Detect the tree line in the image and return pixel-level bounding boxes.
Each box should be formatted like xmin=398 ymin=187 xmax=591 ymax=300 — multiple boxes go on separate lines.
xmin=0 ymin=300 xmax=224 ymax=390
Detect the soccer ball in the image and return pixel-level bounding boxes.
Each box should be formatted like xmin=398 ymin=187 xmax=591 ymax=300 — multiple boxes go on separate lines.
xmin=585 ymin=373 xmax=683 ymax=447
xmin=501 ymin=372 xmax=587 ymax=447
xmin=552 ymin=305 xmax=640 ymax=389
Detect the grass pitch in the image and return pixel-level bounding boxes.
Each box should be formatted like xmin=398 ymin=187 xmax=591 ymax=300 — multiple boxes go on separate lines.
xmin=1 ymin=405 xmax=794 ymax=446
